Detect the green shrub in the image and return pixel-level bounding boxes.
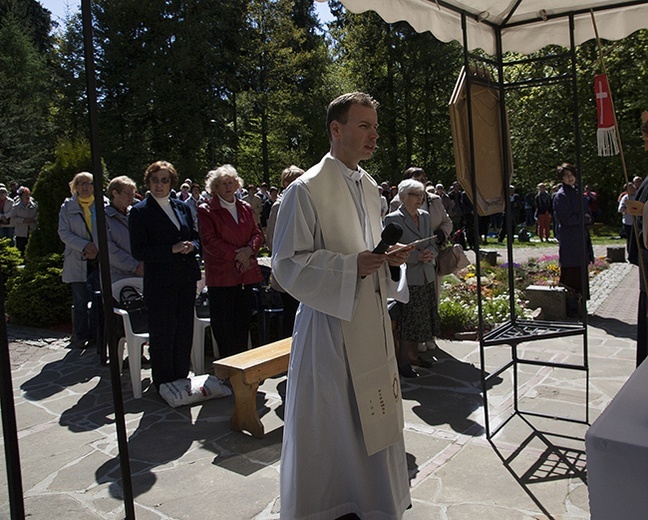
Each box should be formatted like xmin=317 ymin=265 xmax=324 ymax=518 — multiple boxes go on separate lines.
xmin=480 ymin=293 xmax=532 ymax=329
xmin=26 ymin=138 xmax=106 ymax=264
xmin=438 ymin=297 xmax=476 ymax=335
xmin=0 ymin=238 xmax=22 ymax=286
xmin=6 ymin=254 xmax=71 ymax=327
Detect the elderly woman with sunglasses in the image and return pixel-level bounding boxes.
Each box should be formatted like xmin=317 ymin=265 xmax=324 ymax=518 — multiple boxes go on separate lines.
xmin=129 ymin=161 xmax=201 ymax=390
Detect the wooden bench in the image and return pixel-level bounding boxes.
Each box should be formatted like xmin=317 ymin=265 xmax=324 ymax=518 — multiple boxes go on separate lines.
xmin=213 ymin=337 xmax=291 ymax=438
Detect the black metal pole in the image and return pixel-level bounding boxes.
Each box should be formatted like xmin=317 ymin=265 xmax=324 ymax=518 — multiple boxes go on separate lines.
xmin=0 ymin=271 xmax=25 ymax=519
xmin=569 ymin=14 xmax=590 ymax=425
xmin=81 ymin=1 xmax=136 ymax=517
xmin=494 ymin=29 xmax=516 ymax=326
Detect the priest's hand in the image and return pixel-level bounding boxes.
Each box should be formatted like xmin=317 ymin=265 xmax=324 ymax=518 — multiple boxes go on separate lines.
xmin=357 ymin=251 xmax=389 ymax=277
xmin=386 ymin=243 xmax=413 ymax=266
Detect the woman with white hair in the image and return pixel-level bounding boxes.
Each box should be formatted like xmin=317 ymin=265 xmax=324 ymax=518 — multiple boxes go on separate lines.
xmin=197 ymin=164 xmax=264 ymax=357
xmin=385 ymin=178 xmax=441 ymax=378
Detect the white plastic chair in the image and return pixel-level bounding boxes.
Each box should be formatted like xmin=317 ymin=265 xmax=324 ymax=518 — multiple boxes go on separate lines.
xmin=191 ymin=308 xmax=219 ymax=375
xmin=191 ymin=308 xmax=252 ymax=369
xmin=112 ymin=277 xmax=148 ymax=398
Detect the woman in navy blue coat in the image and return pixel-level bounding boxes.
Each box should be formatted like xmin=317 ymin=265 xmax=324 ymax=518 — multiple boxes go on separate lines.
xmin=129 ymin=161 xmax=201 ymax=390
xmin=553 ymin=162 xmax=593 ymax=317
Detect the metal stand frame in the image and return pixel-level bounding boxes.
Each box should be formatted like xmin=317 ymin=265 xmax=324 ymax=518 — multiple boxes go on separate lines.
xmin=460 ymin=13 xmax=590 ymax=439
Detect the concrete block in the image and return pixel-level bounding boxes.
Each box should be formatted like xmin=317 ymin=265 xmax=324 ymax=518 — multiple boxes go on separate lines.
xmin=606 ymin=246 xmax=625 ymax=263
xmin=480 ymin=250 xmax=498 ymax=266
xmin=525 ymin=284 xmax=567 ymax=320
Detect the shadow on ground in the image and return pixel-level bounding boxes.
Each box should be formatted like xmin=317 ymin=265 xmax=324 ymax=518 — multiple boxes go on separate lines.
xmin=589 ymin=315 xmax=637 ymax=341
xmin=402 ymin=347 xmax=502 ymax=436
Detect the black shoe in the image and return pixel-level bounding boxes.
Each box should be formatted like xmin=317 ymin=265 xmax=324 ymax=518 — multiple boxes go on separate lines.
xmin=413 ymin=356 xmax=433 ymax=369
xmin=399 ymin=364 xmax=419 ymax=378
xmin=69 ymin=338 xmax=88 ymax=349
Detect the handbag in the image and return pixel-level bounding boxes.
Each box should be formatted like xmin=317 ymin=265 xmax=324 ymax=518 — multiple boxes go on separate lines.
xmin=117 ymin=285 xmax=148 ymax=334
xmin=436 ymin=243 xmax=471 ymax=276
xmin=195 ymin=287 xmax=210 ymax=318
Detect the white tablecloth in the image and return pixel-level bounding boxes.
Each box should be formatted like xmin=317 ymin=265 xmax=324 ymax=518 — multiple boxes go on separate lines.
xmin=586 ymin=359 xmax=648 ymax=519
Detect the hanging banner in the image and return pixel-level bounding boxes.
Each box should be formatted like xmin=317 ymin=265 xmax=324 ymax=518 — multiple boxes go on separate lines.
xmin=594 ymin=74 xmax=619 ymax=156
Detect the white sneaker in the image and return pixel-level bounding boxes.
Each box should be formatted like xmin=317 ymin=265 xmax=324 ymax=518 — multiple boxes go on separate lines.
xmin=417 ymin=343 xmax=427 ymax=353
xmin=425 ymin=339 xmax=438 ymax=351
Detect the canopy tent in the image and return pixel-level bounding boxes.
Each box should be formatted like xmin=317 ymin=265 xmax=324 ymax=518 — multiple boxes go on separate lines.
xmin=319 ymin=0 xmax=648 ymax=55
xmin=318 ymin=0 xmax=648 ymax=440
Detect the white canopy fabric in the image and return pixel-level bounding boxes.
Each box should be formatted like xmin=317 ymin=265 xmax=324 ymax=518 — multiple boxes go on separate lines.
xmin=318 ymin=0 xmax=648 ymax=55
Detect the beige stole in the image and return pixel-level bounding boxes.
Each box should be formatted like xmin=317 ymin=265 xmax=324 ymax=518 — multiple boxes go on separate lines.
xmin=302 ymin=154 xmax=404 ymax=456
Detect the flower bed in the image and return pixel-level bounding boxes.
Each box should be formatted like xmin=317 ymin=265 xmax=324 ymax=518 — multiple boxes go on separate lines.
xmin=438 ymin=254 xmax=609 ymax=337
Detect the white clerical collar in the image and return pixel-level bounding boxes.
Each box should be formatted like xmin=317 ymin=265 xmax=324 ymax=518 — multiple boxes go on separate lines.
xmin=334 ymin=157 xmax=363 ymax=182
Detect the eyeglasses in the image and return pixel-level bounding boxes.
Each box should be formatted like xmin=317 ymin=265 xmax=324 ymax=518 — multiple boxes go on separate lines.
xmin=407 ymin=192 xmax=425 ymax=199
xmin=150 ymin=177 xmax=170 ymax=184
xmin=78 ymin=181 xmax=93 ymax=187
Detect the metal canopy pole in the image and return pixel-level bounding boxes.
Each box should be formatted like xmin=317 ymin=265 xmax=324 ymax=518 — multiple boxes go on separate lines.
xmin=81 ymin=1 xmax=136 ymax=517
xmin=0 ymin=271 xmax=25 ymax=519
xmin=569 ymin=13 xmax=591 ymax=425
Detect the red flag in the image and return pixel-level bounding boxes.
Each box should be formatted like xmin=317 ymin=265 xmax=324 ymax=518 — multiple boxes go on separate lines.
xmin=594 ymin=74 xmax=619 ymax=156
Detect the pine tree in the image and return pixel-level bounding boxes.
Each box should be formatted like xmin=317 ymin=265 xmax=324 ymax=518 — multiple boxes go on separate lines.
xmin=0 ymin=9 xmax=52 ymax=185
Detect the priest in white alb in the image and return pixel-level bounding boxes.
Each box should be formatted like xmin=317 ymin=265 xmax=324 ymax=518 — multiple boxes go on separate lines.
xmin=272 ymin=92 xmax=413 ymax=520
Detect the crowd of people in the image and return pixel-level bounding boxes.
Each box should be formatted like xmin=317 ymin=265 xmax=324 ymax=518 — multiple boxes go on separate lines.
xmin=48 ymin=92 xmax=455 ymax=518
xmin=48 ymin=140 xmax=617 ymax=375
xmin=376 ymin=176 xmax=645 ymax=251
xmin=4 ymin=89 xmax=628 ymax=520
xmin=0 ymin=181 xmax=38 ymax=256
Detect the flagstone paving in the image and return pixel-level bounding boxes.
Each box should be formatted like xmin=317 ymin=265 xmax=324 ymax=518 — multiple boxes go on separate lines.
xmin=0 ymin=247 xmax=640 ymax=519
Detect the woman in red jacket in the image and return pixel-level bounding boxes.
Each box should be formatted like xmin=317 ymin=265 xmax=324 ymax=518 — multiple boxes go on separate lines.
xmin=198 ymin=165 xmax=264 ymax=357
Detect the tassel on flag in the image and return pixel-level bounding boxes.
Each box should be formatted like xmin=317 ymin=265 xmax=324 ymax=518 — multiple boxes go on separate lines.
xmin=595 ymin=74 xmax=619 ymax=156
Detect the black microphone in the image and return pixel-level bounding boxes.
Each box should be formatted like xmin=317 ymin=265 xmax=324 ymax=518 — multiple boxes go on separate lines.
xmin=362 ymin=223 xmax=403 ymax=279
xmin=373 ymin=222 xmax=403 ymax=254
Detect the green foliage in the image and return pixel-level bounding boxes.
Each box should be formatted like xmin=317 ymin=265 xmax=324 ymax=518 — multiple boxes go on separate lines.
xmin=328 ymin=6 xmax=463 ymax=185
xmin=6 ymin=254 xmax=71 ymax=327
xmin=438 ymin=253 xmax=608 ymax=334
xmin=51 ymin=12 xmax=87 ymax=141
xmin=92 ymin=0 xmax=256 ymax=184
xmin=25 ymin=138 xmax=95 ymax=264
xmin=0 ymin=8 xmax=53 ymax=186
xmin=6 ymin=1 xmax=648 ymax=229
xmin=504 ymin=31 xmax=648 ymax=223
xmin=438 ymin=297 xmax=476 ymax=335
xmin=0 ymin=238 xmax=22 ymax=287
xmin=0 ymin=0 xmax=55 ymax=54
xmin=231 ymin=0 xmax=331 ymax=183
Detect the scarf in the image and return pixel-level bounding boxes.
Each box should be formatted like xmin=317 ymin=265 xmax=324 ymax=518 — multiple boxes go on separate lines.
xmin=77 ymin=195 xmax=95 ymax=239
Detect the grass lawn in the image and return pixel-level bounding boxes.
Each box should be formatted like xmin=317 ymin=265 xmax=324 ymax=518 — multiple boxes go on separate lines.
xmin=478 ymin=223 xmax=624 ymax=249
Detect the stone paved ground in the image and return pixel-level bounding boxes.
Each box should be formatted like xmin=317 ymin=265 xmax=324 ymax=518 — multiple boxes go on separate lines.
xmin=0 ymin=246 xmax=640 ymax=520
